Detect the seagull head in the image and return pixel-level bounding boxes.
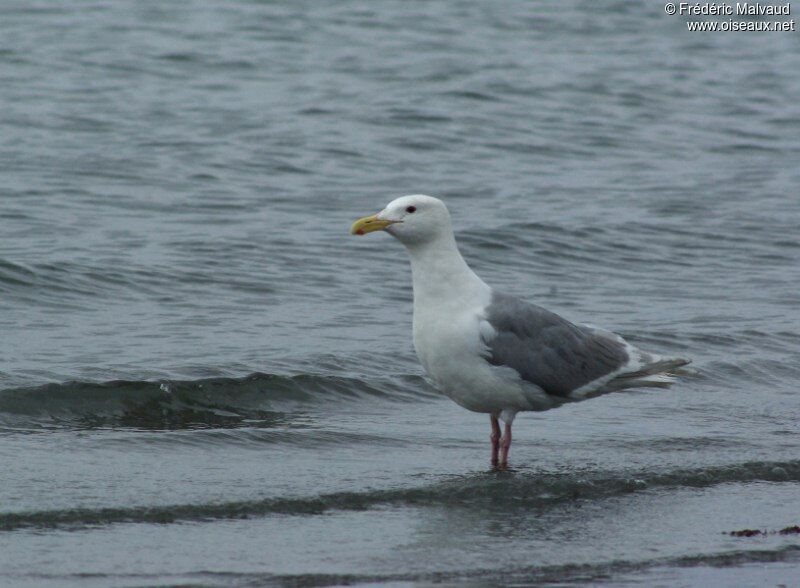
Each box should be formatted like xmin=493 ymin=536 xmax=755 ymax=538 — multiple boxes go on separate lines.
xmin=350 ymin=195 xmax=453 ymax=246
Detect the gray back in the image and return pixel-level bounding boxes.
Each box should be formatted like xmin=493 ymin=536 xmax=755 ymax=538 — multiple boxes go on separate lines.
xmin=484 ymin=292 xmax=629 ymax=397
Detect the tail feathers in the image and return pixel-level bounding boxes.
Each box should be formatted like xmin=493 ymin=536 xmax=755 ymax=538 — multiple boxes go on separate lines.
xmin=603 ymin=357 xmax=691 ymax=392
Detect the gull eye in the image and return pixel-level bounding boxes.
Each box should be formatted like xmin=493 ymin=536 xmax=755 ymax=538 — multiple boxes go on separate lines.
xmin=405 ymin=206 xmax=417 ymax=213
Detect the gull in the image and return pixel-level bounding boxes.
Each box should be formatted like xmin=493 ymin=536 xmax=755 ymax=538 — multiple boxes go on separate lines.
xmin=350 ymin=195 xmax=690 ymax=469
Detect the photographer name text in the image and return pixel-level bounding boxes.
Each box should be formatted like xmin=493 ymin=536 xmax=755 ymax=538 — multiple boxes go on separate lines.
xmin=677 ymin=2 xmax=790 ymax=15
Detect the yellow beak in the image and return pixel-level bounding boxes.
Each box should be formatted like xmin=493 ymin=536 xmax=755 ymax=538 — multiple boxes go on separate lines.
xmin=350 ymin=213 xmax=394 ymax=236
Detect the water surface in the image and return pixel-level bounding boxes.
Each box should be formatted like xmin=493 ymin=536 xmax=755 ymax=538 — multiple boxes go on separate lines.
xmin=2 ymin=1 xmax=799 ymax=586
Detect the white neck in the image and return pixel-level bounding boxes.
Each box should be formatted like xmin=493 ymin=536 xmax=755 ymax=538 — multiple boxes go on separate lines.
xmin=405 ymin=232 xmax=489 ymax=308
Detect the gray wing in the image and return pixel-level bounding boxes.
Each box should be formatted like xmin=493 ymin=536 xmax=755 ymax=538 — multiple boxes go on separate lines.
xmin=483 ymin=292 xmax=629 ymax=397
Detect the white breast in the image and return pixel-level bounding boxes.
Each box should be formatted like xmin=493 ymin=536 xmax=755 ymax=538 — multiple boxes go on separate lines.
xmin=412 ymin=293 xmax=552 ymax=414
xmin=404 ymin=230 xmax=552 ymax=414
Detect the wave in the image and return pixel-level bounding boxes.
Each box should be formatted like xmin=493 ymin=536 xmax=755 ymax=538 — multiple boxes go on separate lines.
xmin=98 ymin=428 xmax=415 ymax=451
xmin=8 ymin=544 xmax=800 ymax=587
xmin=3 ymin=459 xmax=798 ymax=532
xmin=0 ymin=372 xmax=435 ymax=429
xmin=173 ymin=545 xmax=800 ymax=586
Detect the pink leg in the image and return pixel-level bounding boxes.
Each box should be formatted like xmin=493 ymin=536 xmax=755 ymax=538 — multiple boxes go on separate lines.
xmin=498 ymin=421 xmax=512 ymax=469
xmin=490 ymin=415 xmax=501 ymax=468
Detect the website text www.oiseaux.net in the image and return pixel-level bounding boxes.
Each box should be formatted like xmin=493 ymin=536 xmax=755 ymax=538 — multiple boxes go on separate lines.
xmin=687 ymin=18 xmax=795 ymax=30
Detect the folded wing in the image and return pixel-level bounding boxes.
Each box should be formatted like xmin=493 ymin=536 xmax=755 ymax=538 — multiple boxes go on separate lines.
xmin=482 ymin=292 xmax=687 ymax=399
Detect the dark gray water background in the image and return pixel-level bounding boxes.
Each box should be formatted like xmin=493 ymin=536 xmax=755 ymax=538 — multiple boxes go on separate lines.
xmin=1 ymin=1 xmax=799 ymax=586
